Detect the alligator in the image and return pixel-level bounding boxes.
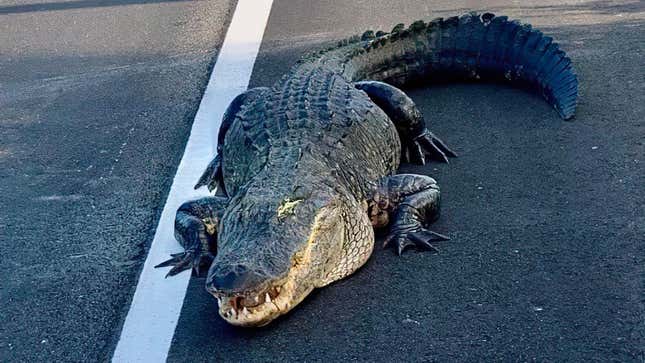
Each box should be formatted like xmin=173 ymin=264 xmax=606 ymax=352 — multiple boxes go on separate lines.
xmin=156 ymin=12 xmax=578 ymax=327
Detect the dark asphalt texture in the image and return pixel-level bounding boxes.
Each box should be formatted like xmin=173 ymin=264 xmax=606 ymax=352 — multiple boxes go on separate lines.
xmin=0 ymin=0 xmax=236 ymax=361
xmin=168 ymin=1 xmax=644 ymax=362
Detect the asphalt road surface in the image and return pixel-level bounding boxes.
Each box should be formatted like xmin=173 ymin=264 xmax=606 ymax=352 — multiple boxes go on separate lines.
xmin=2 ymin=0 xmax=644 ymax=362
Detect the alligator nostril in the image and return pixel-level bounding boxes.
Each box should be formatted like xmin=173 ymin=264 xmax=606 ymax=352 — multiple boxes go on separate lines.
xmin=206 ymin=264 xmax=267 ymax=293
xmin=207 ymin=269 xmax=239 ymax=292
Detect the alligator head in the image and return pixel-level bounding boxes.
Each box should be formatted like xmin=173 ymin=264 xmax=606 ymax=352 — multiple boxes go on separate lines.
xmin=205 ymin=185 xmax=348 ymax=327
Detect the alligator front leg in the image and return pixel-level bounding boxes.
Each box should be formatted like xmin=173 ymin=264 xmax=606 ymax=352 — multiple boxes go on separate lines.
xmin=155 ymin=196 xmax=228 ymax=277
xmin=369 ymin=174 xmax=449 ymax=255
xmin=355 ymin=80 xmax=456 ymax=164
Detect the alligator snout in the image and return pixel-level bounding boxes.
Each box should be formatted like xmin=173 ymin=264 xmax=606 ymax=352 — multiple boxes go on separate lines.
xmin=206 ymin=264 xmax=274 ymax=294
xmin=205 ymin=262 xmax=292 ymax=326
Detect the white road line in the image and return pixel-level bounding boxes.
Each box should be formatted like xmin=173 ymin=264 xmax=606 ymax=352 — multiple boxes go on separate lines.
xmin=112 ymin=1 xmax=273 ymax=361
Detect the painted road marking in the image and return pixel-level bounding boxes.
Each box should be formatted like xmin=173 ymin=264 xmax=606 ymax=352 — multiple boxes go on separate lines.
xmin=112 ymin=0 xmax=273 ymax=361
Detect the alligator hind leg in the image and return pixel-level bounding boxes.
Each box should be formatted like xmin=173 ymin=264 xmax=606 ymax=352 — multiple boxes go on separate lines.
xmin=355 ymin=80 xmax=456 ymax=164
xmin=155 ymin=196 xmax=228 ymax=277
xmin=369 ymin=174 xmax=449 ymax=255
xmin=194 ymin=87 xmax=269 ymax=196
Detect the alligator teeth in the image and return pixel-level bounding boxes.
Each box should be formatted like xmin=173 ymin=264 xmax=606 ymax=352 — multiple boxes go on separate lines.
xmin=254 ymin=295 xmax=260 ymax=303
xmin=242 ymin=307 xmax=249 ymax=316
xmin=265 ymin=293 xmax=272 ymax=303
xmin=276 ymin=286 xmax=281 ymax=293
xmin=229 ymin=308 xmax=236 ymax=317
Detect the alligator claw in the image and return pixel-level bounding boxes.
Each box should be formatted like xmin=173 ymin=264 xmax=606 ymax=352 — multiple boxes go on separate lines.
xmin=384 ymin=228 xmax=450 ymax=255
xmin=155 ymin=251 xmax=213 ymax=278
xmin=194 ymin=154 xmax=227 ymax=196
xmin=406 ymin=129 xmax=457 ymax=165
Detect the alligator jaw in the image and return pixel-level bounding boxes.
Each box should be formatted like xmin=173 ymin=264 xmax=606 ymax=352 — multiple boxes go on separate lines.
xmin=214 ymin=274 xmax=313 ymax=327
xmin=212 ymin=229 xmax=320 ymax=326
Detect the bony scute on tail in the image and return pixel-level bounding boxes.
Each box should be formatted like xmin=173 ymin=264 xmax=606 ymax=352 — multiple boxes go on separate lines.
xmin=155 ymin=12 xmax=578 ymax=326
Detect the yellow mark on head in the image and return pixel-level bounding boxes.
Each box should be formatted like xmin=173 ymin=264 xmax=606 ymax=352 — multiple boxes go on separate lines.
xmin=277 ymin=198 xmax=303 ymax=219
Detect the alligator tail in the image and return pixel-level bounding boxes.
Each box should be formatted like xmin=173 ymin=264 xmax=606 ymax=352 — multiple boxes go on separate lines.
xmin=340 ymin=13 xmax=578 ymax=120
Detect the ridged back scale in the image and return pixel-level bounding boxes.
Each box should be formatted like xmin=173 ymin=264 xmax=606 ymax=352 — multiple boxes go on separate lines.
xmin=221 ymin=62 xmax=401 ymax=202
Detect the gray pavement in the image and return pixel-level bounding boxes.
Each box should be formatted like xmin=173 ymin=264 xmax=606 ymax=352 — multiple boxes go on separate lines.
xmin=1 ymin=0 xmax=643 ymax=362
xmin=168 ymin=0 xmax=644 ymax=361
xmin=0 ymin=0 xmax=236 ymax=361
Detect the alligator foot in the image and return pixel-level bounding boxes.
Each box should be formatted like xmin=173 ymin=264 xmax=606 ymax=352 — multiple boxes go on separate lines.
xmin=155 ymin=251 xmax=213 ymax=277
xmin=155 ymin=196 xmax=228 ymax=278
xmin=370 ymin=174 xmax=450 ymax=255
xmin=354 ymin=80 xmax=457 ymax=165
xmin=409 ymin=129 xmax=457 ymax=164
xmin=194 ymin=154 xmax=226 ymax=196
xmin=384 ymin=228 xmax=450 ymax=255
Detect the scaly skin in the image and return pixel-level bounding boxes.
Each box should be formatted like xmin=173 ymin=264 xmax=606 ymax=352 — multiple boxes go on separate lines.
xmin=156 ymin=13 xmax=578 ymax=327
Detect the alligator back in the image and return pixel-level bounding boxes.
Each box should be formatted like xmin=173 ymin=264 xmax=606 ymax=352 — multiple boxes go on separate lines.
xmin=221 ymin=63 xmax=401 ymax=199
